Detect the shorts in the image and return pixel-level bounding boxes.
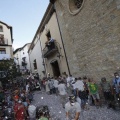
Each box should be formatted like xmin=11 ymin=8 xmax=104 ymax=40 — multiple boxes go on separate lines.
xmin=104 ymin=91 xmax=112 ymax=101
xmin=91 ymin=93 xmax=100 ymax=100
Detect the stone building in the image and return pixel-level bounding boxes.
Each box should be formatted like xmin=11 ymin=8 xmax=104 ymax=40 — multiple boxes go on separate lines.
xmin=50 ymin=0 xmax=120 ymax=80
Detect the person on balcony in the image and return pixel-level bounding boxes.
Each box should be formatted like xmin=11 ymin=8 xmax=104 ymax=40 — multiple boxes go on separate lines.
xmin=49 ymin=37 xmax=55 ymax=49
xmin=45 ymin=37 xmax=55 ymax=51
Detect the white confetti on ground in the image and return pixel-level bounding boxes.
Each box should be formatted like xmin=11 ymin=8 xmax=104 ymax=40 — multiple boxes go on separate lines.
xmin=32 ymin=90 xmax=120 ymax=120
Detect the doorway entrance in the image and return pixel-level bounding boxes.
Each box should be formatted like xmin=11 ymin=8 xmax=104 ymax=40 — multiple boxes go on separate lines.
xmin=51 ymin=60 xmax=60 ymax=77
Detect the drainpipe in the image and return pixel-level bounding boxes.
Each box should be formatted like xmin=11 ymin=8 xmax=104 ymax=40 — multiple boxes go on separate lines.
xmin=28 ymin=52 xmax=32 ymax=74
xmin=53 ymin=5 xmax=71 ymax=75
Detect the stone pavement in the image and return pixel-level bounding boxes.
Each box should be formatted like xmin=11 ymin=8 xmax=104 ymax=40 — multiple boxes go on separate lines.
xmin=32 ymin=91 xmax=120 ymax=120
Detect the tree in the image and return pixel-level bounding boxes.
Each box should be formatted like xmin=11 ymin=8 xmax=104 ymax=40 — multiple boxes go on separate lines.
xmin=0 ymin=59 xmax=18 ymax=82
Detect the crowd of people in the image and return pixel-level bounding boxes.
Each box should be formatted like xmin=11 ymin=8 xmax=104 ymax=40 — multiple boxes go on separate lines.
xmin=0 ymin=72 xmax=120 ymax=120
xmin=40 ymin=72 xmax=120 ymax=120
xmin=0 ymin=74 xmax=42 ymax=120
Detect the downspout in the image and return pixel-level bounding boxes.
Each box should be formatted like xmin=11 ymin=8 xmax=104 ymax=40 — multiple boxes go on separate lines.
xmin=53 ymin=5 xmax=71 ymax=75
xmin=28 ymin=51 xmax=32 ymax=74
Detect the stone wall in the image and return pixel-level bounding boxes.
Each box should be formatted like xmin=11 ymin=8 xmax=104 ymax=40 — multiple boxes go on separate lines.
xmin=54 ymin=0 xmax=120 ymax=80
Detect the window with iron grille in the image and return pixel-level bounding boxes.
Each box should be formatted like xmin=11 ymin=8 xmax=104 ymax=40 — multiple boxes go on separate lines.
xmin=0 ymin=26 xmax=3 ymax=32
xmin=33 ymin=59 xmax=37 ymax=70
xmin=0 ymin=34 xmax=4 ymax=44
xmin=46 ymin=31 xmax=51 ymax=41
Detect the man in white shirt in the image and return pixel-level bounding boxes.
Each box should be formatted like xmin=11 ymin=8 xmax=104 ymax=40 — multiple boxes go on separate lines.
xmin=66 ymin=75 xmax=75 ymax=86
xmin=75 ymin=77 xmax=87 ymax=109
xmin=58 ymin=81 xmax=67 ymax=108
xmin=48 ymin=78 xmax=54 ymax=94
xmin=65 ymin=95 xmax=81 ymax=120
xmin=74 ymin=77 xmax=84 ymax=91
xmin=66 ymin=75 xmax=75 ymax=95
xmin=26 ymin=82 xmax=30 ymax=94
xmin=71 ymin=78 xmax=77 ymax=96
xmin=28 ymin=104 xmax=36 ymax=120
xmin=53 ymin=77 xmax=59 ymax=95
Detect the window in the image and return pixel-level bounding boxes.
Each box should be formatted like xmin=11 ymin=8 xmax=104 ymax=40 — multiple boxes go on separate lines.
xmin=68 ymin=0 xmax=84 ymax=15
xmin=22 ymin=57 xmax=26 ymax=62
xmin=74 ymin=0 xmax=83 ymax=8
xmin=46 ymin=31 xmax=51 ymax=41
xmin=0 ymin=48 xmax=6 ymax=54
xmin=0 ymin=34 xmax=4 ymax=44
xmin=0 ymin=26 xmax=3 ymax=32
xmin=33 ymin=59 xmax=37 ymax=70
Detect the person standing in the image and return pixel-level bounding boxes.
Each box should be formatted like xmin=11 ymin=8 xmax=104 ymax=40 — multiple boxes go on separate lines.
xmin=65 ymin=95 xmax=81 ymax=120
xmin=74 ymin=77 xmax=87 ymax=109
xmin=100 ymin=77 xmax=113 ymax=108
xmin=14 ymin=99 xmax=27 ymax=120
xmin=48 ymin=78 xmax=54 ymax=94
xmin=53 ymin=77 xmax=59 ymax=95
xmin=71 ymin=78 xmax=77 ymax=96
xmin=28 ymin=104 xmax=36 ymax=120
xmin=58 ymin=81 xmax=67 ymax=108
xmin=88 ymin=78 xmax=100 ymax=107
xmin=26 ymin=82 xmax=30 ymax=94
xmin=45 ymin=79 xmax=50 ymax=94
xmin=66 ymin=75 xmax=74 ymax=95
xmin=112 ymin=72 xmax=120 ymax=103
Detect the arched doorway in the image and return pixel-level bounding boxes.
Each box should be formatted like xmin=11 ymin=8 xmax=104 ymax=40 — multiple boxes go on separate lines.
xmin=50 ymin=60 xmax=60 ymax=77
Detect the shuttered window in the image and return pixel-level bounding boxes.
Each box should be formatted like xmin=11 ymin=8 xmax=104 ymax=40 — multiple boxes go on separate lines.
xmin=0 ymin=48 xmax=6 ymax=54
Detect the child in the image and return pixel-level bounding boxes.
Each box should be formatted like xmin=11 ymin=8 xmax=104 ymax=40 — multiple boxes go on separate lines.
xmin=88 ymin=78 xmax=100 ymax=107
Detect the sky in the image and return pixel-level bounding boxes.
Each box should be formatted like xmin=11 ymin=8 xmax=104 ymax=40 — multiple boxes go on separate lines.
xmin=0 ymin=0 xmax=49 ymax=50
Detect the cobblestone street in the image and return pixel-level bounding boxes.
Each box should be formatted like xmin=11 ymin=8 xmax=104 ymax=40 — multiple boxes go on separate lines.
xmin=32 ymin=91 xmax=120 ymax=120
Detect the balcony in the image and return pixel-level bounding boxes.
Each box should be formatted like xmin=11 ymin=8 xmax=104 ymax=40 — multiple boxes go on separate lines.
xmin=43 ymin=41 xmax=58 ymax=58
xmin=0 ymin=38 xmax=8 ymax=45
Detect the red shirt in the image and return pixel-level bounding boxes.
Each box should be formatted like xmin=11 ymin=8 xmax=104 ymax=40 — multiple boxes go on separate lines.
xmin=14 ymin=103 xmax=26 ymax=120
xmin=14 ymin=102 xmax=19 ymax=113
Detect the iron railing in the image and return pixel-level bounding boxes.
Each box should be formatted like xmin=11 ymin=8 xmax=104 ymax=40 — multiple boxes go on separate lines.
xmin=0 ymin=38 xmax=8 ymax=45
xmin=43 ymin=41 xmax=58 ymax=58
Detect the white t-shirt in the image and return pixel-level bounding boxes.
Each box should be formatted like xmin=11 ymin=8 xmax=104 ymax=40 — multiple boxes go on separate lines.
xmin=26 ymin=84 xmax=29 ymax=92
xmin=58 ymin=83 xmax=67 ymax=95
xmin=74 ymin=80 xmax=84 ymax=91
xmin=72 ymin=83 xmax=76 ymax=89
xmin=28 ymin=105 xmax=36 ymax=118
xmin=66 ymin=77 xmax=75 ymax=83
xmin=66 ymin=77 xmax=74 ymax=87
xmin=65 ymin=102 xmax=81 ymax=119
xmin=54 ymin=80 xmax=59 ymax=88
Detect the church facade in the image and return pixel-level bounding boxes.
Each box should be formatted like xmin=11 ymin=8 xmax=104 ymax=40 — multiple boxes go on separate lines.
xmin=50 ymin=0 xmax=120 ymax=79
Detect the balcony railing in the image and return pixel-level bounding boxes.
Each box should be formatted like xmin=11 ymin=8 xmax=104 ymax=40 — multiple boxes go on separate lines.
xmin=43 ymin=41 xmax=58 ymax=58
xmin=0 ymin=38 xmax=8 ymax=45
